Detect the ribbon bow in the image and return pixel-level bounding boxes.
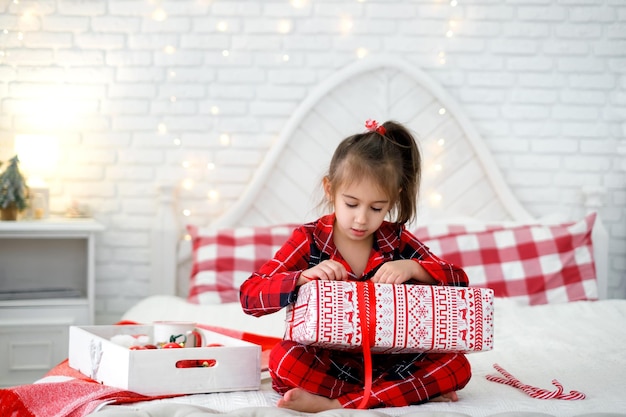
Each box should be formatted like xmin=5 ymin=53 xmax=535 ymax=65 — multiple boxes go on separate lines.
xmin=486 ymin=363 xmax=586 ymax=400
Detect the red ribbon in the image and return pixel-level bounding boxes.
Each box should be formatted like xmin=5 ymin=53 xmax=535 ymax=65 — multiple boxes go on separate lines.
xmin=356 ymin=281 xmax=376 ymax=409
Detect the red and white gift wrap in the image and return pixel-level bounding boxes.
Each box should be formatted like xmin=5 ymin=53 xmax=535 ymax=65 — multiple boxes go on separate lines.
xmin=285 ymin=280 xmax=494 ymax=354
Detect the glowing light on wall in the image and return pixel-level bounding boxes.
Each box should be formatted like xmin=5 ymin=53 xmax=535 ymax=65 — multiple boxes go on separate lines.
xmin=151 ymin=8 xmax=167 ymax=21
xmin=340 ymin=17 xmax=353 ymax=34
xmin=210 ymin=106 xmax=220 ymax=115
xmin=14 ymin=134 xmax=59 ymax=218
xmin=14 ymin=134 xmax=59 ymax=186
xmin=278 ymin=20 xmax=292 ymax=34
xmin=20 ymin=9 xmax=34 ymax=23
xmin=163 ymin=45 xmax=176 ymax=54
xmin=222 ymin=49 xmax=230 ymax=57
xmin=290 ymin=0 xmax=308 ymax=8
xmin=182 ymin=178 xmax=194 ymax=190
xmin=429 ymin=192 xmax=443 ymax=207
xmin=208 ymin=190 xmax=219 ymax=201
xmin=446 ymin=20 xmax=457 ymax=38
xmin=217 ymin=21 xmax=228 ymax=32
xmin=219 ymin=133 xmax=231 ymax=146
xmin=356 ymin=47 xmax=368 ymax=59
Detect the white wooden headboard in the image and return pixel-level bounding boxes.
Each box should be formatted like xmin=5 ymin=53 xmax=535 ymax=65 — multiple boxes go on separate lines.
xmin=150 ymin=56 xmax=609 ymax=299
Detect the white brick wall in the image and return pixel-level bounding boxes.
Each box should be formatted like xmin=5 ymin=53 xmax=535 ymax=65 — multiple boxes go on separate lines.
xmin=0 ymin=0 xmax=624 ymax=324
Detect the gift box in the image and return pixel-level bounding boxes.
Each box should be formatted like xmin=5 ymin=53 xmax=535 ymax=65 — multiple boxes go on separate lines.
xmin=285 ymin=281 xmax=494 ymax=354
xmin=68 ymin=325 xmax=261 ymax=396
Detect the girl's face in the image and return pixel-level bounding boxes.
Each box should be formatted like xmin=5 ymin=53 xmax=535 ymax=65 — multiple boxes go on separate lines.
xmin=325 ymin=178 xmax=391 ymax=242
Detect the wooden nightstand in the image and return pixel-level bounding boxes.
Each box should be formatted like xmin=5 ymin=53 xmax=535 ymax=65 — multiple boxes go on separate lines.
xmin=0 ymin=217 xmax=105 ymax=387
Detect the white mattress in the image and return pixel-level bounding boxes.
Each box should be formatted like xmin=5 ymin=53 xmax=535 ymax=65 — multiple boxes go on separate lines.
xmin=93 ymin=297 xmax=626 ymax=417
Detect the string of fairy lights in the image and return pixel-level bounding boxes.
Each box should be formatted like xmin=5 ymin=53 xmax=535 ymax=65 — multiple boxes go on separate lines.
xmin=1 ymin=0 xmax=460 ymax=218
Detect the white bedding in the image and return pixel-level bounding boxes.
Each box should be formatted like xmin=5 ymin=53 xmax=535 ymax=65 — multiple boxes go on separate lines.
xmin=93 ymin=297 xmax=626 ymax=417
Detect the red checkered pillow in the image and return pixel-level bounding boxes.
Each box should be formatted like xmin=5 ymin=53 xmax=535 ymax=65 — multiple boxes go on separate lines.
xmin=187 ymin=224 xmax=296 ymax=304
xmin=413 ymin=213 xmax=598 ymax=305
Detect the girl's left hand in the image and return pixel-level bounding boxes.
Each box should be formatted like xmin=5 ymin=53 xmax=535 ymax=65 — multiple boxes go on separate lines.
xmin=370 ymin=260 xmax=437 ymax=285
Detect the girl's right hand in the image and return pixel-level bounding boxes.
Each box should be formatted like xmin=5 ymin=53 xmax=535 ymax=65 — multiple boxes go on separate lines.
xmin=298 ymin=260 xmax=348 ymax=285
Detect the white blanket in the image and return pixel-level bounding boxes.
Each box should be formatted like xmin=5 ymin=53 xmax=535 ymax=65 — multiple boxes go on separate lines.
xmin=93 ymin=298 xmax=626 ymax=417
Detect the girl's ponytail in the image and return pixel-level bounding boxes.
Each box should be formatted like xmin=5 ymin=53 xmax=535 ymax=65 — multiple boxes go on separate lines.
xmin=380 ymin=121 xmax=421 ymax=224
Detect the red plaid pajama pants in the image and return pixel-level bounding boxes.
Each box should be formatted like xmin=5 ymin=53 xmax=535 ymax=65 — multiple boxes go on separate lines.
xmin=269 ymin=340 xmax=472 ymax=409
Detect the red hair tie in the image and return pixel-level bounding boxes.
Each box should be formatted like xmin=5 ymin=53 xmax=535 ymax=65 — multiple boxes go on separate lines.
xmin=365 ymin=119 xmax=386 ymax=135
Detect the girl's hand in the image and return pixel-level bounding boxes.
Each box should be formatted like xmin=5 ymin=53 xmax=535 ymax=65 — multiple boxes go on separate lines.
xmin=370 ymin=260 xmax=437 ymax=285
xmin=298 ymin=260 xmax=348 ymax=285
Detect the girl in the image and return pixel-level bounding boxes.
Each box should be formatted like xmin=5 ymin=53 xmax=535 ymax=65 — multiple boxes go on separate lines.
xmin=239 ymin=120 xmax=471 ymax=412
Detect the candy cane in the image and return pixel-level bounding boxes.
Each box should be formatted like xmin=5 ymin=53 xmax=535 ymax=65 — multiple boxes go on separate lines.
xmin=486 ymin=364 xmax=586 ymax=400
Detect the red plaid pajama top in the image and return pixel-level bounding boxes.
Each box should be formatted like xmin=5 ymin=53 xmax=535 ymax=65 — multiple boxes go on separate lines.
xmin=240 ymin=214 xmax=472 ymax=408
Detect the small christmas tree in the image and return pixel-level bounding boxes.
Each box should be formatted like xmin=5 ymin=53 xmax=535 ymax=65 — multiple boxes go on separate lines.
xmin=0 ymin=155 xmax=29 ymax=213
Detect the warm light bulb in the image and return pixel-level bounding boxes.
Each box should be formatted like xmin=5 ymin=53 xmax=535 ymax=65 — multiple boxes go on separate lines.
xmin=290 ymin=0 xmax=307 ymax=8
xmin=340 ymin=17 xmax=353 ymax=33
xmin=151 ymin=8 xmax=167 ymax=21
xmin=278 ymin=19 xmax=292 ymax=34
xmin=429 ymin=192 xmax=443 ymax=206
xmin=356 ymin=48 xmax=368 ymax=59
xmin=182 ymin=179 xmax=194 ymax=190
xmin=208 ymin=190 xmax=219 ymax=201
xmin=219 ymin=133 xmax=230 ymax=146
xmin=182 ymin=209 xmax=191 ymax=217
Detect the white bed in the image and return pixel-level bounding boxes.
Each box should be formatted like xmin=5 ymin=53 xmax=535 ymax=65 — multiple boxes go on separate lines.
xmin=94 ymin=56 xmax=624 ymax=417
